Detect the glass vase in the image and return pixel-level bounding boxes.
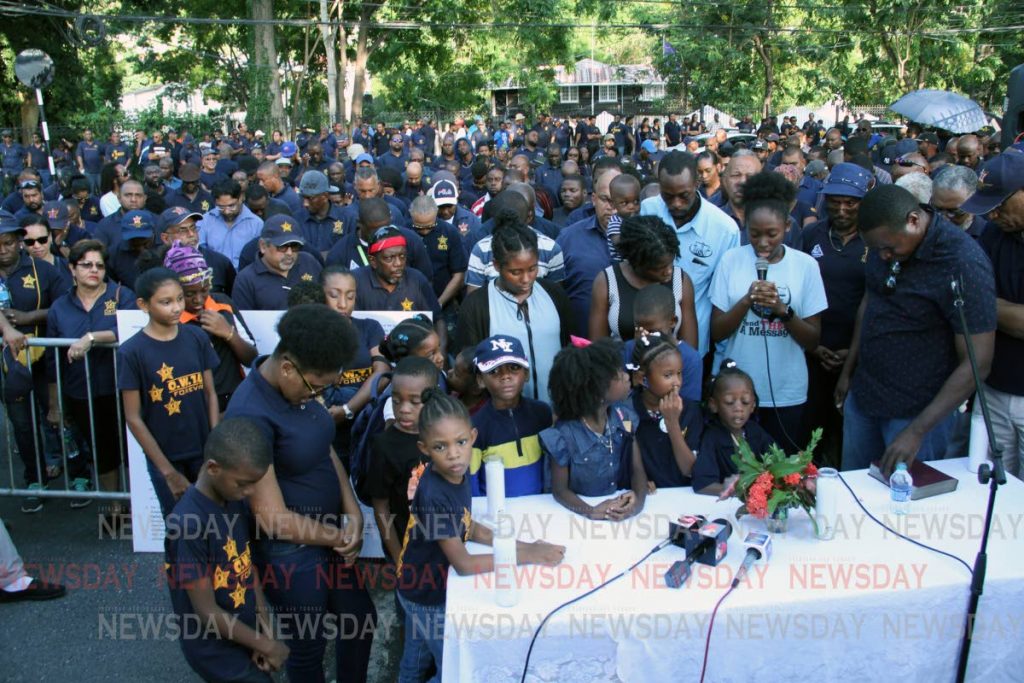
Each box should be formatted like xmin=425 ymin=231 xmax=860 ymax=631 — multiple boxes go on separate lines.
xmin=766 ymin=506 xmax=789 ymax=533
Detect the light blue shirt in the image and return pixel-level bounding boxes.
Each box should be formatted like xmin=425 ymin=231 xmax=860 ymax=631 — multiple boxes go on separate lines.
xmin=640 ymin=195 xmax=739 ymax=356
xmin=198 ymin=204 xmax=263 ymax=269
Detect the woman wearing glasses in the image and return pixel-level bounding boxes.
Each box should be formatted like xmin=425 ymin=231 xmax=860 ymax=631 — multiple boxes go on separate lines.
xmin=225 ymin=304 xmax=377 ymax=683
xmin=20 ymin=215 xmax=72 ymax=291
xmin=46 ymin=240 xmax=136 ymax=519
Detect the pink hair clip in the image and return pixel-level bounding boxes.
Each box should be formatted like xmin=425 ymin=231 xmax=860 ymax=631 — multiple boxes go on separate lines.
xmin=570 ymin=335 xmax=592 ymax=348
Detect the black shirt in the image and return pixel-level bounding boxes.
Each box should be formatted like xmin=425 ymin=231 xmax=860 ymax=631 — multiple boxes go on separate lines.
xmin=801 ymin=219 xmax=868 ymax=350
xmin=692 ymin=418 xmax=775 ymax=492
xmin=367 ymin=425 xmax=428 ymax=558
xmin=980 ymin=223 xmax=1024 ymax=396
xmin=850 ymin=213 xmax=997 ymax=418
xmin=632 ymin=390 xmax=702 ymax=488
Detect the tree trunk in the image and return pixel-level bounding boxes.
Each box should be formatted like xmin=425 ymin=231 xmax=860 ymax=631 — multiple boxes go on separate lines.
xmin=20 ymin=93 xmax=39 ymax=145
xmin=251 ymin=0 xmax=287 ymax=131
xmin=320 ymin=0 xmax=338 ymax=123
xmin=753 ymin=33 xmax=774 ymax=119
xmin=350 ymin=4 xmax=375 ymax=122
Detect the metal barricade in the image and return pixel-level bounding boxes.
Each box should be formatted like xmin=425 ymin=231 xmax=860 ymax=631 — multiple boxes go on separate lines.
xmin=0 ymin=337 xmax=129 ymax=501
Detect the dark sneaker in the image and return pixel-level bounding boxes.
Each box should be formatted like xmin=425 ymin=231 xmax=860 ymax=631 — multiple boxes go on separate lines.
xmin=0 ymin=579 xmax=67 ymax=602
xmin=20 ymin=483 xmax=44 ymax=514
xmin=69 ymin=478 xmax=93 ymax=509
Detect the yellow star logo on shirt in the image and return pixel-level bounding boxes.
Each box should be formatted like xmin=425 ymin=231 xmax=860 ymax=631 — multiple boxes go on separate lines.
xmin=132 ymin=215 xmax=143 ymax=227
xmin=223 ymin=538 xmax=239 ymax=560
xmin=213 ymin=565 xmax=230 ymax=590
xmin=148 ymin=385 xmax=164 ymax=403
xmin=21 ymin=274 xmax=37 ymax=289
xmin=164 ymin=397 xmax=181 ymax=416
xmin=281 ymin=221 xmax=293 ymax=232
xmin=301 ymin=273 xmax=313 ymax=282
xmin=437 ymin=235 xmax=448 ymax=251
xmin=229 ymin=583 xmax=247 ymax=608
xmin=401 ymin=298 xmax=414 ymax=311
xmin=333 ymin=220 xmax=344 ymax=235
xmin=157 ymin=363 xmax=175 ymax=382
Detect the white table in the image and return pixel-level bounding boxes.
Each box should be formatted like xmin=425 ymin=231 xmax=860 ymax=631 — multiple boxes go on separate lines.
xmin=442 ymin=459 xmax=1024 ymax=682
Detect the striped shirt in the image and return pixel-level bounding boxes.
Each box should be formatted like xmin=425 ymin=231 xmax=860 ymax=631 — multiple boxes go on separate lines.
xmin=466 ymin=229 xmax=566 ymax=288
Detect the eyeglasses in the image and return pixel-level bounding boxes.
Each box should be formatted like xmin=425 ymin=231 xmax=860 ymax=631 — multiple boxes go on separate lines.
xmin=75 ymin=261 xmax=106 ymax=271
xmin=895 ymin=156 xmax=926 ymax=169
xmin=272 ymin=242 xmax=302 ymax=252
xmin=23 ymin=235 xmax=50 ymax=247
xmin=930 ymin=203 xmax=968 ymax=221
xmin=285 ymin=355 xmax=331 ymax=398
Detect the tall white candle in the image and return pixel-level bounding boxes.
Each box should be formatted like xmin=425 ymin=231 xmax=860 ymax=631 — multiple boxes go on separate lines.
xmin=493 ymin=513 xmax=518 ymax=608
xmin=814 ymin=468 xmax=839 ymax=540
xmin=485 ymin=456 xmax=506 ymax=519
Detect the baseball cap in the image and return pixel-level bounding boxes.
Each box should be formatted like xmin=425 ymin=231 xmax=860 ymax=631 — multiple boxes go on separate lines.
xmin=299 ymin=170 xmax=331 ymax=196
xmin=0 ymin=210 xmax=22 ymax=235
xmin=163 ymin=243 xmax=211 ymax=286
xmin=429 ymin=179 xmax=458 ymax=206
xmin=120 ymin=210 xmax=157 ymax=240
xmin=821 ymin=162 xmax=872 ymax=199
xmin=514 ymin=113 xmax=525 ymax=121
xmin=641 ymin=140 xmax=657 ymax=154
xmin=916 ymin=131 xmax=939 ymax=144
xmin=474 ymin=335 xmax=530 ymax=373
xmin=275 ymin=157 xmax=293 ymax=167
xmin=961 ymin=153 xmax=1024 ymax=215
xmin=766 ymin=133 xmax=781 ymax=142
xmin=805 ymin=160 xmax=827 ymax=177
xmin=158 ymin=206 xmax=203 ymax=233
xmin=179 ymin=164 xmax=201 ymax=182
xmin=260 ymin=214 xmax=305 ymax=247
xmin=254 ymin=129 xmax=265 ymax=137
xmin=280 ymin=141 xmax=298 ymax=157
xmin=751 ymin=140 xmax=768 ymax=151
xmin=347 ymin=144 xmax=365 ymax=160
xmin=892 ymin=139 xmax=918 ymax=160
xmin=202 ymin=147 xmax=218 ymax=158
xmin=42 ymin=201 xmax=69 ymax=230
xmin=355 ymin=153 xmax=375 ymax=165
xmin=603 ymin=133 xmax=615 ymax=142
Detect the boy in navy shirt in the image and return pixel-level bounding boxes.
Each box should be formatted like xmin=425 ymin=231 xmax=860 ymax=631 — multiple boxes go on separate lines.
xmin=165 ymin=418 xmax=289 ymax=682
xmin=469 ymin=335 xmax=553 ymax=497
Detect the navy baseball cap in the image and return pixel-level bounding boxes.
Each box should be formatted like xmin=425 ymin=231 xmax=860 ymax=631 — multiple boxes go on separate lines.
xmin=0 ymin=210 xmax=23 ymax=234
xmin=821 ymin=163 xmax=872 ymax=199
xmin=961 ymin=153 xmax=1024 ymax=215
xmin=260 ymin=214 xmax=305 ymax=247
xmin=429 ymin=179 xmax=458 ymax=206
xmin=158 ymin=206 xmax=203 ymax=233
xmin=121 ymin=210 xmax=157 ymax=240
xmin=892 ymin=139 xmax=918 ymax=160
xmin=474 ymin=335 xmax=530 ymax=373
xmin=43 ymin=201 xmax=70 ymax=230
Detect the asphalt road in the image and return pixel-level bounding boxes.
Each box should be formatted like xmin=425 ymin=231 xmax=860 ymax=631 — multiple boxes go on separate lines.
xmin=0 ymin=494 xmax=403 ymax=683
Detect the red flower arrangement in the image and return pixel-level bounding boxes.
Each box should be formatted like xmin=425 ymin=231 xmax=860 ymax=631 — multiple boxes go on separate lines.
xmin=732 ymin=428 xmax=822 ymax=532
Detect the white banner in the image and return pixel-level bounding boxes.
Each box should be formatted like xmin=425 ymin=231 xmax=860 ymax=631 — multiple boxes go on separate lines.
xmin=119 ymin=309 xmax=428 ymax=554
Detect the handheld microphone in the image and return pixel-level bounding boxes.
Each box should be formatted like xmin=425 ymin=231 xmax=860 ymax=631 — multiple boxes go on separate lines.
xmin=664 ymin=518 xmax=732 ymax=588
xmin=753 ymin=258 xmax=772 ymax=319
xmin=733 ymin=531 xmax=772 ymax=587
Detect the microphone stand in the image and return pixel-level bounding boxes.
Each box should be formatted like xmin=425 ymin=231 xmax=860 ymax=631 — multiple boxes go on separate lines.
xmin=951 ymin=276 xmax=1006 ymax=683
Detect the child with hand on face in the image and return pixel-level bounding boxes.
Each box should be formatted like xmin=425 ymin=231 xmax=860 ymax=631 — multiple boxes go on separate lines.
xmin=541 ymin=338 xmax=648 ymax=520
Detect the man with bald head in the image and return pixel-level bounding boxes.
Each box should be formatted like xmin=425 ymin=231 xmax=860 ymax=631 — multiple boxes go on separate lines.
xmin=891 ymin=152 xmax=930 ymax=181
xmin=956 ymin=135 xmax=982 ymax=170
xmin=94 ymin=179 xmax=147 ymax=249
xmin=398 ymin=161 xmax=427 ymax=206
xmin=641 ymin=151 xmax=738 ymax=356
xmin=720 ymin=152 xmax=763 ymax=228
xmin=257 ymin=160 xmax=302 ymax=215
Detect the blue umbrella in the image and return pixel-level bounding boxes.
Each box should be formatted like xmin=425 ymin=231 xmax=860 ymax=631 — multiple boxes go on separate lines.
xmin=889 ymin=89 xmax=987 ymax=134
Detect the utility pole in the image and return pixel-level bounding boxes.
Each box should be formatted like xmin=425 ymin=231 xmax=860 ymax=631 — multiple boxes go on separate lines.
xmin=320 ymin=0 xmax=339 ymax=123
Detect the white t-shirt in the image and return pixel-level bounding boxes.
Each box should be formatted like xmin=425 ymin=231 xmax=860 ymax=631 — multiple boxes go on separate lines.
xmin=710 ymin=244 xmax=828 ymax=407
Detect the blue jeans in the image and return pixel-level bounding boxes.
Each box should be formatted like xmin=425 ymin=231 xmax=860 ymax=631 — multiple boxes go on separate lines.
xmin=841 ymin=389 xmax=957 ymax=470
xmin=83 ymin=172 xmax=101 ymax=195
xmin=145 ymin=455 xmax=203 ymax=518
xmin=257 ymin=542 xmax=376 ymax=683
xmin=396 ymin=591 xmax=444 ymax=683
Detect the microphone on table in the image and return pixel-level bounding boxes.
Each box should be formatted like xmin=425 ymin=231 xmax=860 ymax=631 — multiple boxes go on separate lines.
xmin=733 ymin=531 xmax=772 ymax=588
xmin=753 ymin=258 xmax=772 ymax=319
xmin=665 ymin=518 xmax=732 ymax=588
xmin=654 ymin=514 xmax=706 ymax=551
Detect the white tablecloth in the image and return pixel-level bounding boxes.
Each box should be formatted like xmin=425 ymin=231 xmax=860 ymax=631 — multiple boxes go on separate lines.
xmin=441 ymin=459 xmax=1024 ymax=682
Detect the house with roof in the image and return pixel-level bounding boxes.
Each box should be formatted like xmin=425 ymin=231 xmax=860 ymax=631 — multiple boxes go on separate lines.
xmin=489 ymin=58 xmax=671 ymax=119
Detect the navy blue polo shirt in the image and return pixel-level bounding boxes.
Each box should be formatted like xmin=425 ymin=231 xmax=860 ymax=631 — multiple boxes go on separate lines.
xmin=27 ymin=144 xmax=49 ymax=171
xmin=94 ymin=210 xmax=125 ymax=250
xmin=337 ymin=199 xmax=409 ymax=237
xmin=850 ymin=214 xmax=997 ymax=418
xmin=46 ymin=281 xmax=136 ymax=399
xmin=801 ymin=219 xmax=867 ymax=350
xmin=231 ymin=252 xmax=322 ymax=311
xmin=376 ymin=152 xmax=408 ymax=175
xmin=397 ymin=464 xmax=472 ymax=606
xmin=325 ymin=225 xmax=433 ymax=281
xmin=76 ymin=141 xmax=103 ymax=174
xmin=980 ymin=223 xmax=1024 ymax=396
xmin=692 ymin=418 xmax=775 ymax=492
xmin=104 ymin=143 xmax=132 ymax=166
xmin=165 ymin=487 xmax=259 ymax=682
xmin=117 ymin=324 xmax=219 ymax=462
xmin=199 ymin=170 xmax=228 ymax=191
xmin=443 ymin=206 xmax=481 ymax=253
xmin=108 ymin=243 xmax=150 ymax=290
xmin=352 ymin=265 xmax=441 ymax=318
xmin=296 ymin=204 xmax=347 ymax=253
xmin=166 ymin=188 xmax=214 ymax=216
xmin=272 ymin=185 xmax=303 ymax=216
xmin=336 ymin=316 xmax=384 ymax=389
xmin=415 ymin=221 xmax=468 ymax=299
xmin=3 ymin=253 xmax=69 ymax=334
xmin=225 ymin=356 xmax=340 ymax=519
xmin=81 ymin=196 xmax=103 ymax=223
xmin=556 ymin=215 xmax=612 ymax=336
xmin=631 ymin=389 xmax=703 ymax=488
xmin=1 ymin=142 xmax=25 ymax=173
xmin=797 ymin=176 xmax=823 ymax=207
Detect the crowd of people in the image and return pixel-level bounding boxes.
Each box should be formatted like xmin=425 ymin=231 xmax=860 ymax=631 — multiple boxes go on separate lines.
xmin=0 ymin=109 xmax=1021 ymax=683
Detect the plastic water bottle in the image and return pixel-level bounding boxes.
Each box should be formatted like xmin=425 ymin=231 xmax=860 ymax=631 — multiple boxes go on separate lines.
xmin=889 ymin=463 xmax=913 ymax=515
xmin=62 ymin=427 xmax=80 ymax=461
xmin=0 ymin=281 xmax=11 ymax=309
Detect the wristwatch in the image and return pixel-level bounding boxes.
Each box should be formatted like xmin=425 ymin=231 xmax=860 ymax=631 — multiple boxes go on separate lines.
xmin=341 ymin=403 xmax=354 ymax=420
xmin=778 ymin=306 xmax=795 ymax=322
